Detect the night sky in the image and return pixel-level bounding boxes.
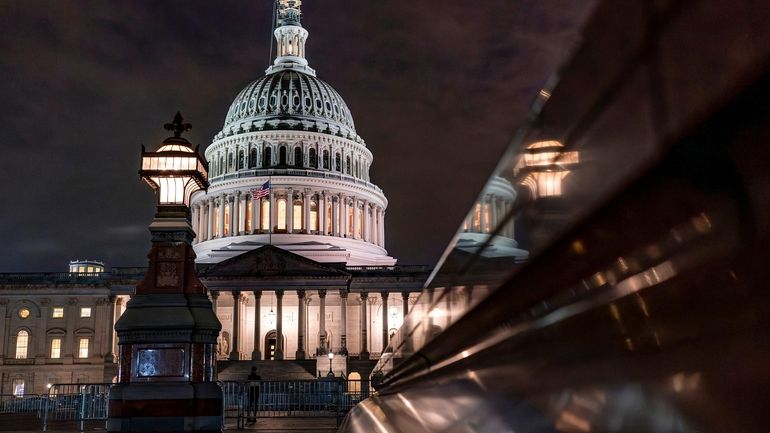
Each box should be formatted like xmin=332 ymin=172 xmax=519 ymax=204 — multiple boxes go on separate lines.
xmin=0 ymin=1 xmax=594 ymax=272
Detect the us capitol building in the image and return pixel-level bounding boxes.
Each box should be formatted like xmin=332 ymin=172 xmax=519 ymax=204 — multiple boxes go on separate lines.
xmin=0 ymin=0 xmax=525 ymax=395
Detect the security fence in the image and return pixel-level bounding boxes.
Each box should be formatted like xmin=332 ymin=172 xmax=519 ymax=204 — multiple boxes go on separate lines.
xmin=1 ymin=380 xmax=368 ymax=431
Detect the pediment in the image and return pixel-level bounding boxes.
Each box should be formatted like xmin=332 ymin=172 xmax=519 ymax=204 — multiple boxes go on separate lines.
xmin=199 ymin=245 xmax=349 ymax=279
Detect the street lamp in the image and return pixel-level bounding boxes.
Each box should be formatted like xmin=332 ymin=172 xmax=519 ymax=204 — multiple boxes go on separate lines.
xmin=327 ymin=351 xmax=335 ymax=377
xmin=108 ymin=113 xmax=222 ymax=433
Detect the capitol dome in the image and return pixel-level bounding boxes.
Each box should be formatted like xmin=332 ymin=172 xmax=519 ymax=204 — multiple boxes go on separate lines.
xmin=219 ymin=71 xmax=359 ymax=143
xmin=190 ymin=2 xmax=395 ymax=266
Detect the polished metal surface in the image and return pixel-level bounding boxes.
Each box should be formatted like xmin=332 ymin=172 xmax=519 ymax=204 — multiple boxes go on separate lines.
xmin=339 ymin=0 xmax=770 ymax=431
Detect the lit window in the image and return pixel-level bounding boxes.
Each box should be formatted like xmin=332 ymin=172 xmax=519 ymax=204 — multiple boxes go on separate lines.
xmin=348 ymin=207 xmax=354 ymax=237
xmin=87 ymin=266 xmax=94 ymax=273
xmin=15 ymin=330 xmax=28 ymax=359
xmin=293 ymin=201 xmax=302 ymax=230
xmin=483 ymin=203 xmax=491 ymax=233
xmin=245 ymin=200 xmax=252 ymax=232
xmin=224 ymin=203 xmax=231 ymax=236
xmin=326 ymin=202 xmax=333 ymax=233
xmin=52 ymin=307 xmax=64 ymax=318
xmin=357 ymin=207 xmax=364 ymax=238
xmin=213 ymin=207 xmax=221 ymax=236
xmin=12 ymin=379 xmax=24 ymax=397
xmin=18 ymin=308 xmax=30 ymax=319
xmin=261 ymin=200 xmax=271 ymax=230
xmin=78 ymin=338 xmax=89 ymax=358
xmin=50 ymin=338 xmax=62 ymax=359
xmin=310 ymin=201 xmax=318 ymax=232
xmin=80 ymin=307 xmax=91 ymax=318
xmin=473 ymin=204 xmax=481 ymax=232
xmin=277 ymin=199 xmax=287 ymax=230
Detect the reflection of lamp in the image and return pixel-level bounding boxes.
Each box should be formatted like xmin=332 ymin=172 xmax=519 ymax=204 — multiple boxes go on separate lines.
xmin=516 ymin=140 xmax=579 ymax=199
xmin=327 ymin=352 xmax=334 ymax=377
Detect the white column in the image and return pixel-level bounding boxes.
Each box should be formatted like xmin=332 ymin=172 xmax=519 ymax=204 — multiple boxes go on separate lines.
xmin=352 ymin=197 xmax=360 ymax=240
xmin=359 ymin=293 xmax=369 ymax=360
xmin=105 ymin=296 xmax=116 ymax=363
xmin=296 ymin=290 xmax=306 ymax=359
xmin=233 ymin=191 xmax=241 ymax=236
xmin=342 ymin=196 xmax=349 ymax=237
xmin=287 ymin=189 xmax=294 ymax=234
xmin=218 ymin=194 xmax=226 ymax=238
xmin=321 ymin=191 xmax=328 ymax=235
xmin=332 ymin=194 xmax=340 ymax=236
xmin=490 ymin=196 xmax=498 ymax=233
xmin=239 ymin=192 xmax=247 ymax=235
xmin=361 ymin=201 xmax=369 ymax=242
xmin=339 ymin=291 xmax=348 ymax=354
xmin=304 ymin=189 xmax=311 ymax=233
xmin=207 ymin=198 xmax=215 ymax=240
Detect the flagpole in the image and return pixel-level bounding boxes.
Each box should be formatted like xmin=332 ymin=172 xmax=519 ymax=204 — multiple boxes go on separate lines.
xmin=269 ymin=175 xmax=273 ymax=246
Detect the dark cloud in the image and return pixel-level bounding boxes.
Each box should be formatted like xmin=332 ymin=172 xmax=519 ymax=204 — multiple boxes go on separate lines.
xmin=0 ymin=1 xmax=594 ymax=272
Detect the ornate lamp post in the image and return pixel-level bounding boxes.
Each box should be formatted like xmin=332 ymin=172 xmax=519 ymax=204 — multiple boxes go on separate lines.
xmin=327 ymin=351 xmax=335 ymax=377
xmin=107 ymin=113 xmax=223 ymax=433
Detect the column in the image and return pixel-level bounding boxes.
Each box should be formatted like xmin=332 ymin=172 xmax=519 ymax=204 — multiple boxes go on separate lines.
xmin=252 ymin=195 xmax=260 ymax=234
xmin=270 ymin=190 xmax=277 ymax=233
xmin=342 ymin=196 xmax=349 ymax=237
xmin=286 ymin=188 xmax=294 ymax=234
xmin=275 ymin=290 xmax=284 ymax=360
xmin=480 ymin=195 xmax=488 ymax=233
xmin=332 ymin=195 xmax=340 ymax=236
xmin=490 ymin=196 xmax=498 ymax=232
xmin=352 ymin=197 xmax=360 ymax=239
xmin=211 ymin=291 xmax=219 ymax=314
xmin=105 ymin=295 xmax=116 ymax=363
xmin=207 ymin=197 xmax=215 ymax=240
xmin=359 ymin=293 xmax=369 ymax=360
xmin=0 ymin=299 xmax=8 ymax=360
xmin=318 ymin=290 xmax=327 ymax=353
xmin=379 ymin=209 xmax=386 ymax=248
xmin=296 ymin=290 xmax=306 ymax=359
xmin=339 ymin=290 xmax=348 ymax=354
xmin=218 ymin=194 xmax=226 ymax=238
xmin=401 ymin=292 xmax=410 ymax=318
xmin=233 ymin=191 xmax=241 ymax=236
xmin=381 ymin=292 xmax=389 ymax=353
xmin=229 ymin=291 xmax=242 ymax=360
xmin=361 ymin=202 xmax=369 ymax=242
xmin=240 ymin=192 xmax=248 ymax=235
xmin=321 ymin=191 xmax=328 ymax=235
xmin=252 ymin=291 xmax=262 ymax=360
xmin=369 ymin=204 xmax=376 ymax=242
xmin=304 ymin=189 xmax=311 ymax=232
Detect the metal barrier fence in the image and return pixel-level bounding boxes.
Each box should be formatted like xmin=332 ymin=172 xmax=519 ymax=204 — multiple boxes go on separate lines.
xmin=220 ymin=380 xmax=369 ymax=429
xmin=3 ymin=380 xmax=368 ymax=431
xmin=42 ymin=383 xmax=111 ymax=432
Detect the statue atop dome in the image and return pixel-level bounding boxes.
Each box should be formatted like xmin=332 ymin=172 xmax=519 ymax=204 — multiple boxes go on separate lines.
xmin=278 ymin=0 xmax=302 ymax=26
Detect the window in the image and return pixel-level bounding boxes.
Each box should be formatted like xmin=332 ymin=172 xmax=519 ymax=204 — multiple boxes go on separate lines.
xmin=18 ymin=308 xmax=29 ymax=319
xmin=358 ymin=206 xmax=364 ymax=238
xmin=249 ymin=148 xmax=257 ymax=168
xmin=245 ymin=199 xmax=252 ymax=232
xmin=293 ymin=200 xmax=302 ymax=230
xmin=224 ymin=203 xmax=231 ymax=236
xmin=52 ymin=307 xmax=64 ymax=318
xmin=348 ymin=207 xmax=354 ymax=238
xmin=78 ymin=338 xmax=89 ymax=358
xmin=15 ymin=330 xmax=28 ymax=359
xmin=263 ymin=147 xmax=272 ymax=167
xmin=279 ymin=146 xmax=287 ymax=165
xmin=326 ymin=202 xmax=333 ymax=233
xmin=213 ymin=207 xmax=221 ymax=237
xmin=277 ymin=199 xmax=287 ymax=230
xmin=294 ymin=147 xmax=303 ymax=167
xmin=335 ymin=153 xmax=341 ymax=172
xmin=238 ymin=150 xmax=245 ymax=170
xmin=309 ymin=148 xmax=317 ymax=168
xmin=261 ymin=199 xmax=271 ymax=230
xmin=50 ymin=338 xmax=62 ymax=359
xmin=346 ymin=156 xmax=351 ymax=175
xmin=227 ymin=153 xmax=233 ymax=172
xmin=80 ymin=307 xmax=91 ymax=318
xmin=323 ymin=150 xmax=330 ymax=169
xmin=310 ymin=200 xmax=319 ymax=232
xmin=12 ymin=379 xmax=24 ymax=397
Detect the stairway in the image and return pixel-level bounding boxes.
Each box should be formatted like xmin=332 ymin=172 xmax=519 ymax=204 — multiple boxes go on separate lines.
xmin=217 ymin=360 xmax=317 ymax=381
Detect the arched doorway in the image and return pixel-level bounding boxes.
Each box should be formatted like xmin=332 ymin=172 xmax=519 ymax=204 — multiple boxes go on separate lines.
xmin=264 ymin=330 xmax=278 ymax=360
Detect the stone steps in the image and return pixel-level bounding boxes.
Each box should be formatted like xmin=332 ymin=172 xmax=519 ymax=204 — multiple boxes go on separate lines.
xmin=217 ymin=360 xmax=317 ymax=381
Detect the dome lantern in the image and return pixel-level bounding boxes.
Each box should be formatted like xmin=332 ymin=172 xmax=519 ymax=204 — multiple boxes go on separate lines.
xmin=267 ymin=0 xmax=315 ymax=76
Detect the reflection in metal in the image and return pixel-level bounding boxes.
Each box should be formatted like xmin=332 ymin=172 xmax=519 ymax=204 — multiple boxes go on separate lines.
xmin=339 ymin=0 xmax=770 ymax=431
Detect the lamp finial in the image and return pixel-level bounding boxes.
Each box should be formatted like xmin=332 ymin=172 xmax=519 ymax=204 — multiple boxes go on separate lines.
xmin=164 ymin=112 xmax=192 ymax=138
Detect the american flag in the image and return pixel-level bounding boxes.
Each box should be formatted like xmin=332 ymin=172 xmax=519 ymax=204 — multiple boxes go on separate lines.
xmin=251 ymin=181 xmax=271 ymax=200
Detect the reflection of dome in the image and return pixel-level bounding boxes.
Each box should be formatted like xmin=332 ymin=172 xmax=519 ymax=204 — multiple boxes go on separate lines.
xmin=219 ymin=70 xmax=357 ymax=141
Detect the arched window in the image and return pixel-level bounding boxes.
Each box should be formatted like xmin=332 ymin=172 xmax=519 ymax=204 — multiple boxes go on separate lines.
xmin=238 ymin=150 xmax=245 ymax=170
xmin=346 ymin=157 xmax=351 ymax=175
xmin=309 ymin=148 xmax=317 ymax=168
xmin=323 ymin=150 xmax=330 ymax=169
xmin=15 ymin=330 xmax=29 ymax=359
xmin=249 ymin=148 xmax=257 ymax=168
xmin=335 ymin=153 xmax=341 ymax=172
xmin=227 ymin=153 xmax=234 ymax=173
xmin=294 ymin=147 xmax=303 ymax=167
xmin=261 ymin=199 xmax=270 ymax=230
xmin=293 ymin=199 xmax=303 ymax=231
xmin=277 ymin=199 xmax=287 ymax=230
xmin=219 ymin=156 xmax=225 ymax=175
xmin=263 ymin=147 xmax=272 ymax=167
xmin=279 ymin=146 xmax=287 ymax=165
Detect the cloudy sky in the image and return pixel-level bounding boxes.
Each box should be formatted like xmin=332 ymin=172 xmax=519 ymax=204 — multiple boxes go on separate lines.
xmin=0 ymin=0 xmax=594 ymax=272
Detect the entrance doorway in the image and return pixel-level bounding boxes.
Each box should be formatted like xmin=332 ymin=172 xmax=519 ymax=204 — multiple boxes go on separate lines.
xmin=265 ymin=330 xmax=277 ymax=360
